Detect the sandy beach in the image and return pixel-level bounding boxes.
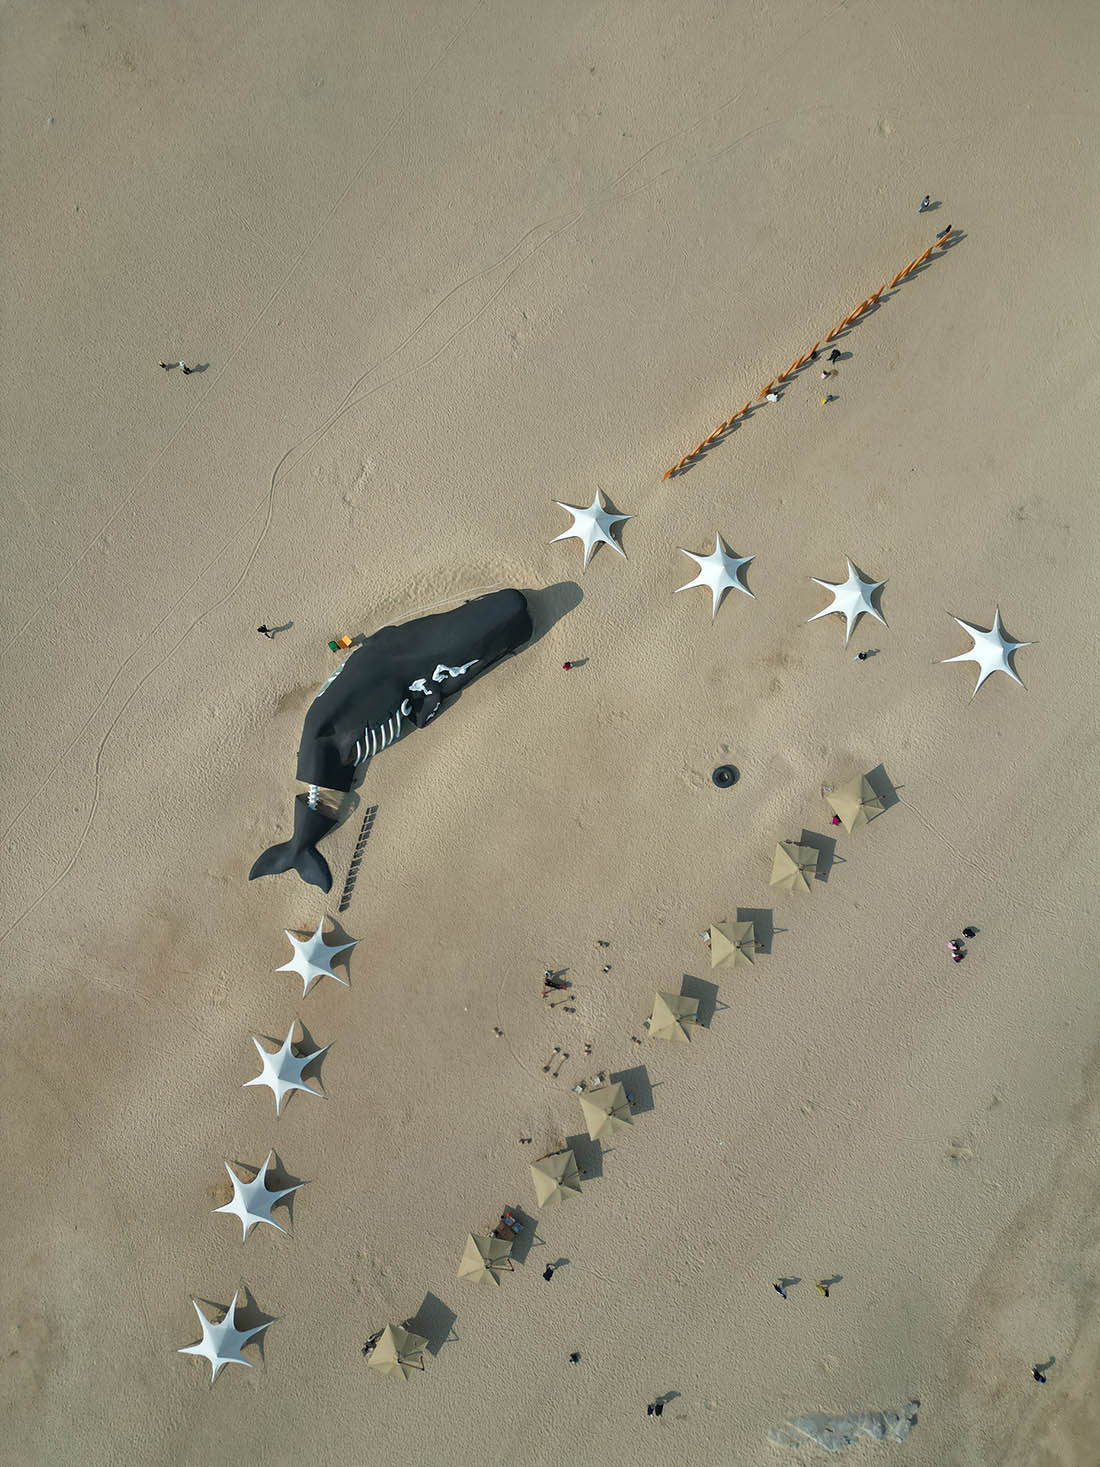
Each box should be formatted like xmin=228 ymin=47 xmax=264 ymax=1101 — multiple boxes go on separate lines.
xmin=3 ymin=1 xmax=1099 ymax=1462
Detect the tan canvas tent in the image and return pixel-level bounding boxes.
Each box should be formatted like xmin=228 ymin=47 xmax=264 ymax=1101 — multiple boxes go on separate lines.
xmin=770 ymin=841 xmax=818 ymax=892
xmin=457 ymin=1232 xmax=513 ymax=1286
xmin=709 ymin=919 xmax=756 ymax=969
xmin=826 ymin=774 xmax=884 ymax=833
xmin=367 ymin=1322 xmax=428 ymax=1379
xmin=579 ymin=1081 xmax=633 ymax=1141
xmin=649 ymin=991 xmax=699 ymax=1042
xmin=530 ymin=1148 xmax=582 ymax=1206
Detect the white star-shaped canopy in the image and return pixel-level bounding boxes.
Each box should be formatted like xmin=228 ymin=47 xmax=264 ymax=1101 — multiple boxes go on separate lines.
xmin=214 ymin=1152 xmax=302 ymax=1240
xmin=675 ymin=535 xmax=754 ymax=619
xmin=551 ymin=489 xmax=632 ymax=570
xmin=244 ymin=1022 xmax=329 ymax=1115
xmin=277 ymin=918 xmax=356 ymax=996
xmin=178 ymin=1292 xmax=270 ymax=1382
xmin=942 ymin=608 xmax=1030 ymax=693
xmin=808 ymin=558 xmax=886 ymax=643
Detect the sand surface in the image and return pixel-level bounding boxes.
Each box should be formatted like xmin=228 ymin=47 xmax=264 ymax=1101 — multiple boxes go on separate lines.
xmin=3 ymin=1 xmax=1099 ymax=1463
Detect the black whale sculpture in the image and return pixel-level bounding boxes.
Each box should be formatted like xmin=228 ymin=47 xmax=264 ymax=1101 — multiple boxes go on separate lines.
xmin=250 ymin=588 xmax=533 ymax=891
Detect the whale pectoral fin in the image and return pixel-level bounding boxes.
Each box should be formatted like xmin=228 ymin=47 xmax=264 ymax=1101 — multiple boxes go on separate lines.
xmin=410 ymin=689 xmax=442 ymax=728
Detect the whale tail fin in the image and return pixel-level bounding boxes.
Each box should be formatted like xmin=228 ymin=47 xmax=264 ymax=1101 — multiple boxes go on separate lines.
xmin=249 ymin=838 xmax=333 ymax=891
xmin=249 ymin=794 xmax=337 ymax=892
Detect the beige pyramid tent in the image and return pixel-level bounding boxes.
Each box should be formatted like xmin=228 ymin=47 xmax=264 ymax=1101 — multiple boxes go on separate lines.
xmin=579 ymin=1081 xmax=633 ymax=1141
xmin=457 ymin=1232 xmax=513 ymax=1286
xmin=709 ymin=919 xmax=756 ymax=969
xmin=826 ymin=774 xmax=884 ymax=833
xmin=770 ymin=841 xmax=818 ymax=892
xmin=530 ymin=1148 xmax=582 ymax=1206
xmin=649 ymin=990 xmax=699 ymax=1042
xmin=368 ymin=1322 xmax=428 ymax=1379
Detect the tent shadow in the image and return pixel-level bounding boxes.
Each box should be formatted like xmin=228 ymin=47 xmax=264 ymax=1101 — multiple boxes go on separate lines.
xmin=610 ymin=1063 xmax=654 ymax=1115
xmin=798 ymin=829 xmax=838 ymax=882
xmin=407 ymin=1292 xmax=458 ymax=1356
xmin=865 ymin=762 xmax=900 ymax=813
xmin=679 ymin=974 xmax=723 ymax=1027
xmin=293 ymin=1020 xmax=331 ymax=1095
xmin=504 ymin=1206 xmax=540 ymax=1265
xmin=306 ymin=912 xmax=355 ymax=982
xmin=228 ymin=1286 xmax=276 ymax=1365
xmin=737 ymin=906 xmax=778 ymax=953
xmin=565 ymin=1131 xmax=604 ymax=1181
xmin=848 ymin=560 xmax=888 ymax=626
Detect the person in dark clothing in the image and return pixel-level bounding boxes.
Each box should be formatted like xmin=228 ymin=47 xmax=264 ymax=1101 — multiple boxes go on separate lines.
xmin=257 ymin=625 xmax=276 ymax=639
xmin=829 ymin=348 xmax=842 ymax=364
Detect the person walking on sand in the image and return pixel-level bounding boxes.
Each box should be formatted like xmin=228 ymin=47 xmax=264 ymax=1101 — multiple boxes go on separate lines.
xmin=543 ymin=1265 xmax=555 ymax=1282
xmin=179 ymin=360 xmax=192 ymax=374
xmin=919 ymin=195 xmax=931 ymax=212
xmin=854 ymin=651 xmax=869 ymax=661
xmin=828 ymin=348 xmax=842 ymax=364
xmin=1032 ymin=1366 xmax=1047 ymax=1384
xmin=773 ymin=1281 xmax=788 ymax=1299
xmin=936 ymin=223 xmax=952 ymax=241
xmin=159 ymin=360 xmax=173 ymax=370
xmin=257 ymin=625 xmax=275 ymax=639
xmin=816 ymin=1281 xmax=830 ymax=1298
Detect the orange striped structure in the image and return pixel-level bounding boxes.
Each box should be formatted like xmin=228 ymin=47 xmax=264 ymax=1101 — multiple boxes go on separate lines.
xmin=660 ymin=235 xmax=953 ymax=478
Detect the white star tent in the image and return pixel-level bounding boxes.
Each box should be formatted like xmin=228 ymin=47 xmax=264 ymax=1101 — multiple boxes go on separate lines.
xmin=942 ymin=608 xmax=1030 ymax=693
xmin=277 ymin=917 xmax=356 ymax=996
xmin=550 ymin=489 xmax=632 ymax=570
xmin=808 ymin=558 xmax=886 ymax=643
xmin=244 ymin=1022 xmax=329 ymax=1115
xmin=178 ymin=1291 xmax=270 ymax=1382
xmin=675 ymin=535 xmax=754 ymax=620
xmin=214 ymin=1152 xmax=302 ymax=1240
